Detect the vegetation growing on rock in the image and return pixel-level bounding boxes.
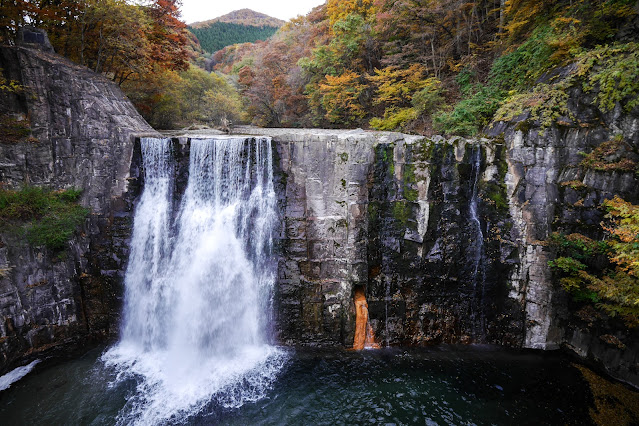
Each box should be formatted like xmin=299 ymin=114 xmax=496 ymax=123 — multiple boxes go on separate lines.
xmin=0 ymin=187 xmax=88 ymax=251
xmin=548 ymin=197 xmax=639 ymax=327
xmin=495 ymin=42 xmax=639 ymax=129
xmin=580 ymin=134 xmax=638 ymax=173
xmin=0 ymin=114 xmax=32 ymax=143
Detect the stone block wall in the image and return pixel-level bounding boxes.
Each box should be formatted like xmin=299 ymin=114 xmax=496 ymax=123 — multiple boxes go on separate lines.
xmin=214 ymin=128 xmax=526 ymax=348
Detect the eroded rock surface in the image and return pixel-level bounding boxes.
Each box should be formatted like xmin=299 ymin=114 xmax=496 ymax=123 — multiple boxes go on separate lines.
xmin=0 ymin=45 xmax=156 ymax=372
xmin=1 ymin=42 xmax=637 ymax=390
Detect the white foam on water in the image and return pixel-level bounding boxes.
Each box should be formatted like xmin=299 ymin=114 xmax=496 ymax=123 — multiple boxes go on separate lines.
xmin=0 ymin=360 xmax=40 ymax=391
xmin=103 ymin=137 xmax=287 ymax=424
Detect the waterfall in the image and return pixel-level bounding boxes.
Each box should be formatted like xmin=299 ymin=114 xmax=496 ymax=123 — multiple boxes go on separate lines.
xmin=468 ymin=145 xmax=486 ymax=340
xmin=103 ymin=137 xmax=286 ymax=425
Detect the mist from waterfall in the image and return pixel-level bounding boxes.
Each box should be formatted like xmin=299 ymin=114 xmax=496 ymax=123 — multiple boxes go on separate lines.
xmin=102 ymin=137 xmax=287 ymax=425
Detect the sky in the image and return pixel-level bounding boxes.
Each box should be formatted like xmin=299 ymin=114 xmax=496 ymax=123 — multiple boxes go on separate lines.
xmin=179 ymin=0 xmax=326 ymax=25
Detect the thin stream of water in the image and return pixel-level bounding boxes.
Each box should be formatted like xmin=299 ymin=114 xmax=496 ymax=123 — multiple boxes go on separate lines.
xmin=468 ymin=145 xmax=487 ymax=341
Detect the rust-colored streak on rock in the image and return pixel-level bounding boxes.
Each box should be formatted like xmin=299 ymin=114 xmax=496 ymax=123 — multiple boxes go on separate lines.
xmin=353 ymin=287 xmax=380 ymax=350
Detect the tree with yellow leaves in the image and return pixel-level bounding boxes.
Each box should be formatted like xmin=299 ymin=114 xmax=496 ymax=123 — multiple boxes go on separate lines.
xmin=318 ymin=70 xmax=367 ymax=124
xmin=326 ymin=0 xmax=377 ymax=27
xmin=368 ymin=64 xmax=443 ymax=130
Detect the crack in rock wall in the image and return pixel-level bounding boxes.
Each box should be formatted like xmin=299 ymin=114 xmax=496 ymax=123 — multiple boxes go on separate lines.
xmin=216 ymin=128 xmax=526 ymax=348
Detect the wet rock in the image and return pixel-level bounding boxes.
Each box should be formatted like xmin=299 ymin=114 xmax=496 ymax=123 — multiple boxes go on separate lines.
xmin=0 ymin=45 xmax=154 ymax=373
xmin=230 ymin=128 xmax=524 ymax=348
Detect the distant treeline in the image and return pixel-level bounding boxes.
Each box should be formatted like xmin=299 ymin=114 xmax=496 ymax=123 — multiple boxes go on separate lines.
xmin=188 ymin=22 xmax=278 ymax=53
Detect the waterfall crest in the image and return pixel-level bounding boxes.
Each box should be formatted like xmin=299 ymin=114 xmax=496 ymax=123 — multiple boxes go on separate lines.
xmin=103 ymin=137 xmax=286 ymax=424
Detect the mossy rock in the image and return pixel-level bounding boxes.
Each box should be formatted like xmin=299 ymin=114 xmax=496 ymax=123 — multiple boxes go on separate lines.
xmin=0 ymin=187 xmax=88 ymax=251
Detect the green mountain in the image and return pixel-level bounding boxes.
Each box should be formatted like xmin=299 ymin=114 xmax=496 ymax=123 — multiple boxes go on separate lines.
xmin=188 ymin=9 xmax=284 ymax=53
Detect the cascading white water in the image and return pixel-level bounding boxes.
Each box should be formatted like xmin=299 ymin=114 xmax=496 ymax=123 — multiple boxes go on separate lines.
xmin=103 ymin=137 xmax=286 ymax=425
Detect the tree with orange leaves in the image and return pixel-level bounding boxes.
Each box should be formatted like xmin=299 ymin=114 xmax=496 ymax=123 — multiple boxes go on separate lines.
xmin=145 ymin=0 xmax=189 ymax=72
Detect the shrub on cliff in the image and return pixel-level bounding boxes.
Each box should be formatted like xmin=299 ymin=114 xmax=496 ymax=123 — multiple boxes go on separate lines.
xmin=549 ymin=197 xmax=639 ymax=328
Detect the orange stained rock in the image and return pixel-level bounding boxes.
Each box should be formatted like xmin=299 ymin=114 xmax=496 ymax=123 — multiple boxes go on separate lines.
xmin=353 ymin=287 xmax=380 ymax=350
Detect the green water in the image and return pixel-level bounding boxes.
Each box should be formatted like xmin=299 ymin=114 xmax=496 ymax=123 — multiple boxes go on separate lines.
xmin=0 ymin=345 xmax=616 ymax=425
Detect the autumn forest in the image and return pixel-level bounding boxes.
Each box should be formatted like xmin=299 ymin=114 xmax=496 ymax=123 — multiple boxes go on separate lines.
xmin=1 ymin=0 xmax=636 ymax=133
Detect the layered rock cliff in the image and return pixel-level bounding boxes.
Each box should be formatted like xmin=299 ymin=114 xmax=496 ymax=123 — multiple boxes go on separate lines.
xmin=488 ymin=79 xmax=639 ymax=385
xmin=1 ymin=38 xmax=637 ymax=389
xmin=158 ymin=116 xmax=638 ymax=386
xmin=0 ymin=42 xmax=156 ymax=372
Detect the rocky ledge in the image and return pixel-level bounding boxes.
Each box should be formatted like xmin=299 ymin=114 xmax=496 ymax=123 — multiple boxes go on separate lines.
xmin=0 ymin=44 xmax=156 ymax=373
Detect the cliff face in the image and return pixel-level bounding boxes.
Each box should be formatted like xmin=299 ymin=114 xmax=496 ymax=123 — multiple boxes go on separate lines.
xmin=0 ymin=44 xmax=156 ymax=372
xmin=1 ymin=40 xmax=637 ymax=388
xmin=227 ymin=129 xmax=523 ymax=348
xmin=231 ymin=120 xmax=638 ymax=386
xmin=487 ymin=81 xmax=639 ymax=385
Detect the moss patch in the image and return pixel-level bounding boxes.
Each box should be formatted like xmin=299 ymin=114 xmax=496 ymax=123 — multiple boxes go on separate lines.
xmin=392 ymin=201 xmax=410 ymax=228
xmin=0 ymin=187 xmax=88 ymax=251
xmin=402 ymin=163 xmax=418 ymax=202
xmin=412 ymin=138 xmax=435 ymax=162
xmin=480 ymin=143 xmax=509 ymax=213
xmin=382 ymin=145 xmax=395 ymax=176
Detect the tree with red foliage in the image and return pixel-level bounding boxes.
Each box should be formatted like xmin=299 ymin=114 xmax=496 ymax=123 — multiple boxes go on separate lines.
xmin=1 ymin=0 xmax=189 ymax=82
xmin=145 ymin=0 xmax=189 ymax=71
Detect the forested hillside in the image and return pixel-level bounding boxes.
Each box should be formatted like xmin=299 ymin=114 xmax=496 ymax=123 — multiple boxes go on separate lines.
xmin=0 ymin=0 xmax=244 ymax=129
xmin=223 ymin=0 xmax=638 ymax=135
xmin=190 ymin=8 xmax=285 ymax=28
xmin=188 ymin=22 xmax=280 ymax=53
